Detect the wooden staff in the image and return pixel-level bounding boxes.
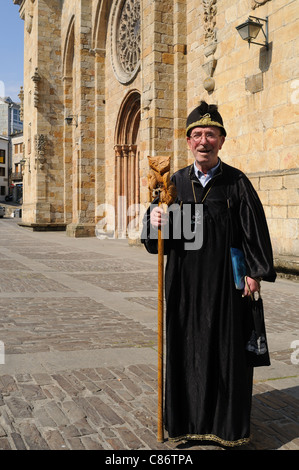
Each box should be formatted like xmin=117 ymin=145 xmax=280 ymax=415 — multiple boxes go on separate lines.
xmin=148 ymin=156 xmax=176 ymax=443
xmin=157 ymin=195 xmax=165 ymax=443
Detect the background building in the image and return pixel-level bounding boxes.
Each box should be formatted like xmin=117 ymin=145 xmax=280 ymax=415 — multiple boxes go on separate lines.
xmin=0 ymin=96 xmax=23 ymax=200
xmin=0 ymin=136 xmax=9 ymax=201
xmin=0 ymin=97 xmax=23 ymax=137
xmin=13 ymin=0 xmax=299 ymax=274
xmin=11 ymin=131 xmax=23 ymax=202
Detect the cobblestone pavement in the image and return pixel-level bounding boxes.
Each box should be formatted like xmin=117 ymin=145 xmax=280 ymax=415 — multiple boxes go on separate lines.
xmin=0 ymin=218 xmax=298 ymax=451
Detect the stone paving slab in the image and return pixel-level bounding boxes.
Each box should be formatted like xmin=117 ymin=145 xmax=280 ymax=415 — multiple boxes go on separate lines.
xmin=0 ymin=364 xmax=298 ymax=451
xmin=0 ymin=218 xmax=298 ymax=451
xmin=0 ymin=297 xmax=156 ymax=354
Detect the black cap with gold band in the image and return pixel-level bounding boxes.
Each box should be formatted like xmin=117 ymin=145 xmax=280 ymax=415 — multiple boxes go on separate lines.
xmin=186 ymin=101 xmax=227 ymax=137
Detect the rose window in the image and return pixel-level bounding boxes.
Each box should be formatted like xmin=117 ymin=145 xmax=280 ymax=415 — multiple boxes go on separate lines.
xmin=111 ymin=0 xmax=141 ymax=84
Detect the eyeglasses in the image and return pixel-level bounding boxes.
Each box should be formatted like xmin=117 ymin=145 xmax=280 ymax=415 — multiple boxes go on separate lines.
xmin=189 ymin=131 xmax=221 ymax=142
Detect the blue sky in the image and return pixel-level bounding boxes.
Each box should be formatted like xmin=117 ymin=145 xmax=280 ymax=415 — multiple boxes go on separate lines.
xmin=0 ymin=1 xmax=24 ymax=102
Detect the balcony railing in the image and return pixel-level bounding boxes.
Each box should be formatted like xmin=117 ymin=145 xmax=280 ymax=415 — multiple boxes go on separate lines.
xmin=11 ymin=172 xmax=23 ymax=181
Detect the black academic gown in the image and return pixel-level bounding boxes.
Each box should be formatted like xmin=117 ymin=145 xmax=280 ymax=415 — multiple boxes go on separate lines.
xmin=141 ymin=160 xmax=276 ymax=447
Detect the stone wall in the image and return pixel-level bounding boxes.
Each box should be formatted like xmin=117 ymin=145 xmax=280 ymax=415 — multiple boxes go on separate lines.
xmin=221 ymin=0 xmax=299 ymax=266
xmin=20 ymin=0 xmax=65 ymax=227
xmin=16 ymin=0 xmax=299 ymax=270
xmin=140 ymin=0 xmax=188 ymax=189
xmin=184 ymin=0 xmax=299 ymax=266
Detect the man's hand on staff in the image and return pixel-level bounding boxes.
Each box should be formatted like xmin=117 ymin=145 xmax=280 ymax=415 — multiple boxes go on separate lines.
xmin=243 ymin=277 xmax=260 ymax=297
xmin=151 ymin=206 xmax=168 ymax=228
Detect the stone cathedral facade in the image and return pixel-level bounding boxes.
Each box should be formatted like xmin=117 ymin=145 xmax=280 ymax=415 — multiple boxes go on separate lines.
xmin=14 ymin=0 xmax=299 ymax=273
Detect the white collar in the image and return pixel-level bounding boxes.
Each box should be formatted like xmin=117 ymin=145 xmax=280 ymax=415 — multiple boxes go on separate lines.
xmin=193 ymin=158 xmax=220 ymax=179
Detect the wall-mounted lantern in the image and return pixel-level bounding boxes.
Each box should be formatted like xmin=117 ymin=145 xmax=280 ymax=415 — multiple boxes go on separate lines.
xmin=20 ymin=157 xmax=31 ymax=173
xmin=236 ymin=16 xmax=269 ymax=50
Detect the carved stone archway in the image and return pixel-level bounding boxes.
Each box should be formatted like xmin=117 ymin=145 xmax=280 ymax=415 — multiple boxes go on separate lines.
xmin=114 ymin=90 xmax=140 ymax=238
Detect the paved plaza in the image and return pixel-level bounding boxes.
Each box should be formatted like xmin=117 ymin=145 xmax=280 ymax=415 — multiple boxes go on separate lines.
xmin=0 ymin=217 xmax=298 ymax=451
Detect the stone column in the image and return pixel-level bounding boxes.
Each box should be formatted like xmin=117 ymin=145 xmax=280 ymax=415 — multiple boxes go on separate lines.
xmin=63 ymin=75 xmax=73 ymax=225
xmin=94 ymin=48 xmax=106 ymax=225
xmin=140 ymin=0 xmax=176 ymax=206
xmin=114 ymin=144 xmax=122 ymax=238
xmin=173 ymin=0 xmax=188 ymax=171
xmin=66 ymin=0 xmax=96 ymax=237
xmin=18 ymin=0 xmax=65 ymax=231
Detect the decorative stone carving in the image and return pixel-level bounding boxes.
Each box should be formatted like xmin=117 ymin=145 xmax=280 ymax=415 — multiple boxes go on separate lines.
xmin=202 ymin=58 xmax=217 ymax=78
xmin=117 ymin=0 xmax=140 ymax=74
xmin=34 ymin=134 xmax=46 ymax=170
xmin=252 ymin=0 xmax=272 ymax=9
xmin=203 ymin=77 xmax=216 ymax=92
xmin=203 ymin=0 xmax=217 ymax=57
xmin=25 ymin=0 xmax=36 ymax=34
xmin=18 ymin=86 xmax=24 ymax=121
xmin=202 ymin=1 xmax=217 ymax=92
xmin=31 ymin=67 xmax=41 ymax=108
xmin=111 ymin=0 xmax=141 ymax=84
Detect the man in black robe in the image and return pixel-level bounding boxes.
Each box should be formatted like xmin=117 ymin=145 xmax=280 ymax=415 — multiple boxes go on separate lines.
xmin=141 ymin=101 xmax=276 ymax=447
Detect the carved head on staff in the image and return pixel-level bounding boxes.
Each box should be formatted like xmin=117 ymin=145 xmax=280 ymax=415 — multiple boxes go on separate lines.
xmin=147 ymin=156 xmax=177 ymax=206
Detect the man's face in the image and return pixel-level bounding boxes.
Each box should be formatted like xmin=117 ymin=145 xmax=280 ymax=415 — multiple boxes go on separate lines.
xmin=187 ymin=126 xmax=225 ymax=169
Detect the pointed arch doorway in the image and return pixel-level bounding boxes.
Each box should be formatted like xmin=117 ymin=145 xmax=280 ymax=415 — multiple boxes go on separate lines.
xmin=114 ymin=90 xmax=141 ymax=238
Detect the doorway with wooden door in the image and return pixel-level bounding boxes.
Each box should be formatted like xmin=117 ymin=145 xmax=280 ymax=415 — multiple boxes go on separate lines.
xmin=114 ymin=90 xmax=140 ymax=239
